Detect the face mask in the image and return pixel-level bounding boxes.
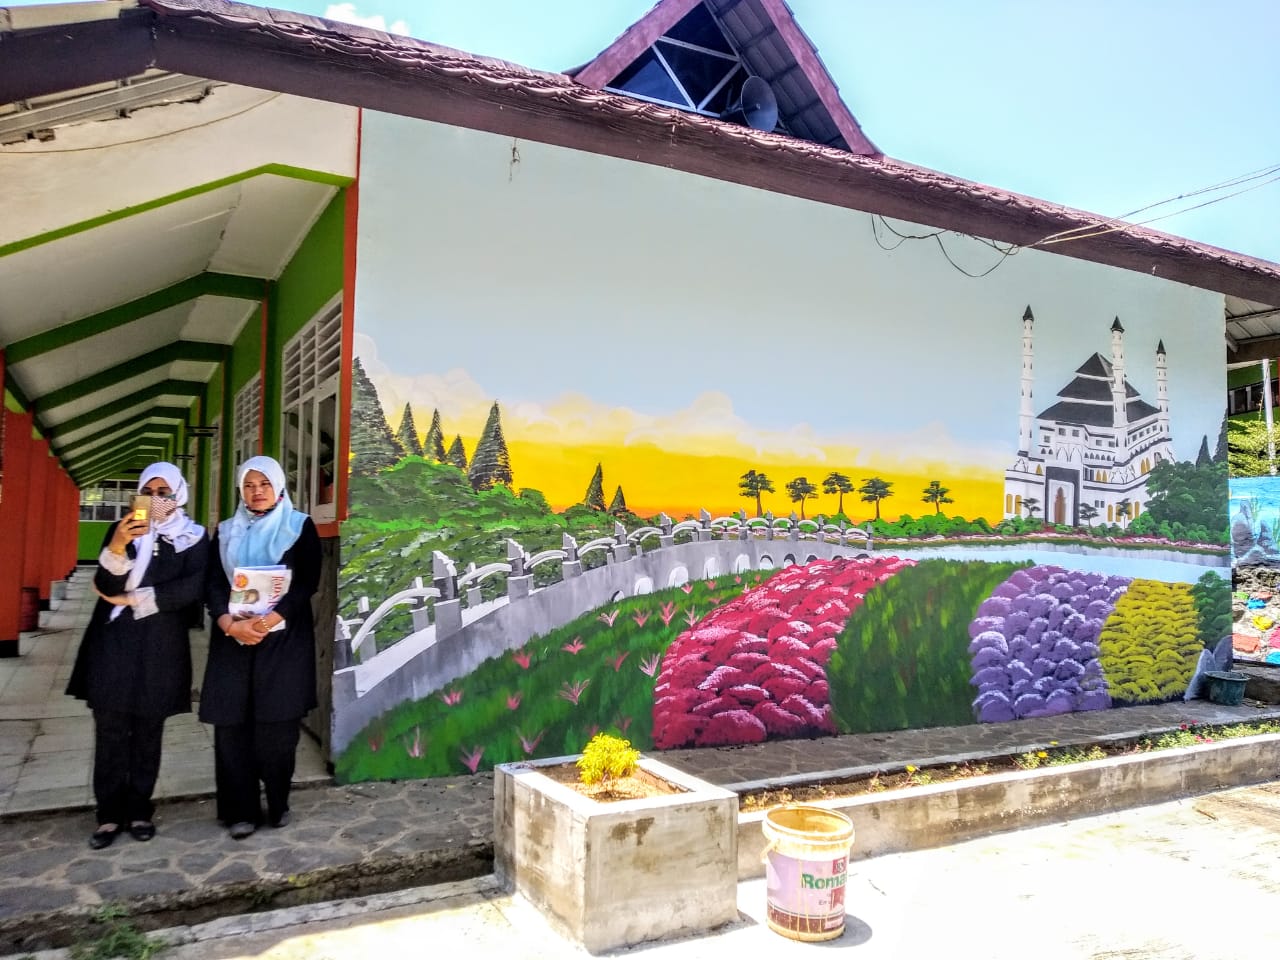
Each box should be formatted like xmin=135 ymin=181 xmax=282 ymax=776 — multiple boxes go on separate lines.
xmin=150 ymin=496 xmax=179 ymax=523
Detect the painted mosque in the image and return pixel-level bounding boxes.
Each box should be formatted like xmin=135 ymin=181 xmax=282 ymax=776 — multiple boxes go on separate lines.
xmin=1004 ymin=307 xmax=1174 ymax=526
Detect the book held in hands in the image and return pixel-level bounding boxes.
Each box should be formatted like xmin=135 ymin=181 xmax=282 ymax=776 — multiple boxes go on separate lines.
xmin=229 ymin=565 xmax=292 ymax=632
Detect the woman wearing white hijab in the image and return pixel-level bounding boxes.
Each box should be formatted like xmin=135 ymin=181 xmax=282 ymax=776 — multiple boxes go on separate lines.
xmin=201 ymin=455 xmax=320 ymax=839
xmin=67 ymin=462 xmax=208 ymax=849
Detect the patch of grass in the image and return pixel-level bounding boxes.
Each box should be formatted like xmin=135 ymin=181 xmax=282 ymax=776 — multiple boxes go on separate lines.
xmin=70 ymin=905 xmax=164 ymax=960
xmin=1136 ymin=718 xmax=1280 ymax=751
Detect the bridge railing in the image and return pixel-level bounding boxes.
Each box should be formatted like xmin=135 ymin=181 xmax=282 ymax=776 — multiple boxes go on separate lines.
xmin=336 ymin=509 xmax=876 ymax=666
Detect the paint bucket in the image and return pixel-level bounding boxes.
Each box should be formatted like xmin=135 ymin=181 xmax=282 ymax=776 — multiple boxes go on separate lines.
xmin=18 ymin=587 xmax=39 ymax=633
xmin=762 ymin=804 xmax=855 ymax=942
xmin=1205 ymin=670 xmax=1248 ymax=706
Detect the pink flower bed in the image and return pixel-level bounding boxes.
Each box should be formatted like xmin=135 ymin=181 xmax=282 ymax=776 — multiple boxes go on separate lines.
xmin=652 ymin=556 xmax=914 ymax=748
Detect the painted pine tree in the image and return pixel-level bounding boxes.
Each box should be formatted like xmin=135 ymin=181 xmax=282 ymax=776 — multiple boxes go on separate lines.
xmin=583 ymin=463 xmax=606 ymax=510
xmin=350 ymin=357 xmax=405 ymax=476
xmin=395 ymin=402 xmax=424 ymax=457
xmin=608 ymin=485 xmax=627 ymax=515
xmin=446 ymin=435 xmax=468 ymax=471
xmin=467 ymin=402 xmax=513 ymax=490
xmin=423 ymin=409 xmax=447 ymax=462
xmin=1196 ymin=435 xmax=1212 ymax=467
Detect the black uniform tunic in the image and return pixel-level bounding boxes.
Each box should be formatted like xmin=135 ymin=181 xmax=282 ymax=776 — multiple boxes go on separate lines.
xmin=67 ymin=523 xmax=208 ymax=825
xmin=200 ymin=517 xmax=320 ymax=826
xmin=67 ymin=525 xmax=208 ymax=719
xmin=199 ymin=517 xmax=321 ymax=726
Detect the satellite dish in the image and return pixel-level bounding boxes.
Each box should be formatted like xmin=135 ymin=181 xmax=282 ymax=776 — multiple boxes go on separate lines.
xmin=724 ymin=75 xmax=779 ymax=132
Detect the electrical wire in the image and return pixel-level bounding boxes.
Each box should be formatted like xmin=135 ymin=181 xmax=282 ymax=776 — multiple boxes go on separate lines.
xmin=1034 ymin=161 xmax=1280 ymax=247
xmin=1035 ymin=172 xmax=1280 ymax=248
xmin=871 ymin=159 xmax=1280 ymax=278
xmin=872 ymin=215 xmax=1020 ymax=278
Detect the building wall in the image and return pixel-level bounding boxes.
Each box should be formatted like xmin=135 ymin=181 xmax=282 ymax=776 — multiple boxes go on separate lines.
xmin=333 ymin=113 xmax=1231 ymax=782
xmin=78 ymin=521 xmax=109 ymax=561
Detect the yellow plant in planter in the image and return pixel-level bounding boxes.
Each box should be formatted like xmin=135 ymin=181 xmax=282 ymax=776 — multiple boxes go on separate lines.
xmin=576 ymin=733 xmax=640 ymax=786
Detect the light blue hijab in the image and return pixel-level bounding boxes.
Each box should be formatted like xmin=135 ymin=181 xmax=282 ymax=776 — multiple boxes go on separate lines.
xmin=218 ymin=455 xmax=308 ymax=581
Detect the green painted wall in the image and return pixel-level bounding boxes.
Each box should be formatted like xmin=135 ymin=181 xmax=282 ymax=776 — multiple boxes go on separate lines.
xmin=265 ymin=191 xmax=346 ymax=454
xmin=1229 ymin=364 xmax=1278 ymax=389
xmin=214 ymin=188 xmax=344 ymax=512
xmin=78 ymin=521 xmax=110 ymax=561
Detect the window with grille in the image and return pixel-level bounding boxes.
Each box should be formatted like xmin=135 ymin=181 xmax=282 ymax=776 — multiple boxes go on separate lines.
xmin=80 ymin=480 xmax=132 ymax=521
xmin=281 ymin=296 xmax=341 ymax=523
xmin=233 ymin=375 xmax=261 ymax=469
xmin=207 ymin=415 xmax=222 ymax=528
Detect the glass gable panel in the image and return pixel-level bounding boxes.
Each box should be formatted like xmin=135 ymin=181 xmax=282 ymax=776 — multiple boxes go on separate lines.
xmin=665 ymin=3 xmax=734 ymax=54
xmin=701 ymin=66 xmax=745 ymax=115
xmin=609 ymin=48 xmax=688 ymax=107
xmin=656 ymin=40 xmax=737 ymax=108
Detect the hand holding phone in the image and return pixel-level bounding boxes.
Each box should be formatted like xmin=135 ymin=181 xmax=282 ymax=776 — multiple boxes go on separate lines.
xmin=106 ymin=497 xmax=151 ymax=555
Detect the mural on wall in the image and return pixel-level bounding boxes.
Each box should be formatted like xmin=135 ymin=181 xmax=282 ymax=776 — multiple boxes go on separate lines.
xmin=334 ymin=113 xmax=1231 ymax=783
xmin=1227 ymin=476 xmax=1280 ymax=663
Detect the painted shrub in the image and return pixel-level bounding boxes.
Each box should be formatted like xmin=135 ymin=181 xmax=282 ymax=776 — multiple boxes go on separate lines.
xmin=829 ymin=559 xmax=1031 ymax=734
xmin=968 ymin=565 xmax=1126 ymax=722
xmin=652 ymin=556 xmax=913 ymax=749
xmin=1097 ymin=580 xmax=1202 ymax=704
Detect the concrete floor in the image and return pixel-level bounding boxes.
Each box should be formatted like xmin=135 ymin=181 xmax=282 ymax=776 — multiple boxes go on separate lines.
xmin=55 ymin=781 xmax=1280 ymax=960
xmin=0 ymin=571 xmax=328 ymax=817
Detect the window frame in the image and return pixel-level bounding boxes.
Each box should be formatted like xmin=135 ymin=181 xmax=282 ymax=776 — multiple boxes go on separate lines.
xmin=280 ymin=294 xmax=342 ymax=525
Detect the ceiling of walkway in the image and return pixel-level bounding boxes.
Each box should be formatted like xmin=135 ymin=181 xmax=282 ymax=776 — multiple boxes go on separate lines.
xmin=1 ymin=55 xmax=356 ymax=485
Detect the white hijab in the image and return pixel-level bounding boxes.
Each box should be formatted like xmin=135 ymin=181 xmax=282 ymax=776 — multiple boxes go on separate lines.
xmin=113 ymin=462 xmax=205 ymax=620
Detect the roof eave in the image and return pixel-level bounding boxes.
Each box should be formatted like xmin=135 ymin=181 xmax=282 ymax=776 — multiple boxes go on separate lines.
xmin=8 ymin=0 xmax=1280 ymax=305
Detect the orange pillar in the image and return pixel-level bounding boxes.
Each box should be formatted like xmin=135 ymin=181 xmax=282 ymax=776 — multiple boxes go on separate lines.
xmin=47 ymin=467 xmax=73 ymax=589
xmin=63 ymin=473 xmax=78 ymax=578
xmin=23 ymin=437 xmax=52 ymax=608
xmin=0 ymin=408 xmax=35 ymax=655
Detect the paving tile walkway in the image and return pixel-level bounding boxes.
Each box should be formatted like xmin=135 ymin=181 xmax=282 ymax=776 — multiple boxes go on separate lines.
xmin=0 ymin=571 xmax=328 ymax=817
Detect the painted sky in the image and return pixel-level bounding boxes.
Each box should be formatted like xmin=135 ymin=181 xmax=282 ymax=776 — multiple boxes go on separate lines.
xmin=353 ymin=115 xmax=1224 ymax=519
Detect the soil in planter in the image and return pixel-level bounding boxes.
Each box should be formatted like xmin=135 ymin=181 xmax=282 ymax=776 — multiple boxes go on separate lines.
xmin=541 ymin=763 xmax=689 ymax=802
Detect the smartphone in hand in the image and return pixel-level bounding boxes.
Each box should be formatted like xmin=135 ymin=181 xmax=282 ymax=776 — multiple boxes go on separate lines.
xmin=130 ymin=495 xmax=150 ymax=522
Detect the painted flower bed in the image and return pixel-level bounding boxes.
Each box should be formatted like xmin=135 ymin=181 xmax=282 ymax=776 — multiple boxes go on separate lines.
xmin=652 ymin=556 xmax=914 ymax=749
xmin=1097 ymin=579 xmax=1201 ymax=704
xmin=968 ymin=565 xmax=1128 ymax=722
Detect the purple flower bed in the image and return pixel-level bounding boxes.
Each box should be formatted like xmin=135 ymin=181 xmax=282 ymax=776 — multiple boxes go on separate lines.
xmin=969 ymin=564 xmax=1129 ymax=722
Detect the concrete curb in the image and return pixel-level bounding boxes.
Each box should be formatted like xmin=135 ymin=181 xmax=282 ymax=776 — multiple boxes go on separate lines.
xmin=737 ymin=733 xmax=1280 ymax=878
xmin=3 ymin=842 xmax=494 ymax=952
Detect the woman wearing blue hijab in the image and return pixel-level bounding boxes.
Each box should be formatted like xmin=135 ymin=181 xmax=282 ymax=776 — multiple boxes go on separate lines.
xmin=201 ymin=455 xmax=319 ymax=839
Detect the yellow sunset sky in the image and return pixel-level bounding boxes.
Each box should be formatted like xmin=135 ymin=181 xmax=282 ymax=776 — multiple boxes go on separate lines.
xmin=360 ymin=337 xmax=1008 ymax=521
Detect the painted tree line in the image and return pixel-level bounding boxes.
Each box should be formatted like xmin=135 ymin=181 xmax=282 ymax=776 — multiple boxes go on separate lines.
xmin=350 ymin=358 xmax=512 ymax=491
xmin=738 ymin=469 xmax=952 ymax=522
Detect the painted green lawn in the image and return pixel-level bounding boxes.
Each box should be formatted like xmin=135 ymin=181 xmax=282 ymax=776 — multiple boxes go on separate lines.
xmin=335 ymin=572 xmax=775 ymax=782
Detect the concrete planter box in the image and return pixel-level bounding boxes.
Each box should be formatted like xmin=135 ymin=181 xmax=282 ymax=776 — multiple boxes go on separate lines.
xmin=494 ymin=755 xmax=738 ymax=954
xmin=736 ymin=734 xmax=1280 ymax=878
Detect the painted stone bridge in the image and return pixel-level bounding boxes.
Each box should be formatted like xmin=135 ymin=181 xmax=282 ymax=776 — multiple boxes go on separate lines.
xmin=331 ymin=512 xmax=874 ymax=753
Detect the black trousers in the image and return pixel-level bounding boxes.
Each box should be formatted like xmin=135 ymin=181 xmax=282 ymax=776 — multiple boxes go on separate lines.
xmin=92 ymin=709 xmax=165 ymax=826
xmin=213 ymin=720 xmax=301 ymax=825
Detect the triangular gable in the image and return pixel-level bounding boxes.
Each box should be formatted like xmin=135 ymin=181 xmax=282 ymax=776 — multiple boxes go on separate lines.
xmin=571 ymin=0 xmax=878 ymax=155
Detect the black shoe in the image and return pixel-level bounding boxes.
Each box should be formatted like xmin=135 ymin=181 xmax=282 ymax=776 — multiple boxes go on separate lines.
xmin=228 ymin=821 xmax=256 ymax=840
xmin=129 ymin=821 xmax=156 ymax=842
xmin=269 ymin=810 xmax=291 ymax=829
xmin=89 ymin=825 xmax=121 ymax=850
